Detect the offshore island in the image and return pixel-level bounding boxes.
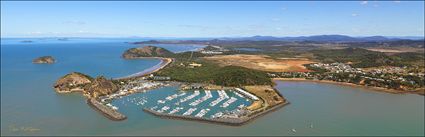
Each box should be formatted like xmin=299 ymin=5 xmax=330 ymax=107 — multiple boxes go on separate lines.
xmin=53 ymin=36 xmax=424 ymax=125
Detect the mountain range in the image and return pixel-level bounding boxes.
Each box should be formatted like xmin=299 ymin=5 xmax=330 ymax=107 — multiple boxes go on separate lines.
xmin=216 ymin=35 xmax=424 ymax=42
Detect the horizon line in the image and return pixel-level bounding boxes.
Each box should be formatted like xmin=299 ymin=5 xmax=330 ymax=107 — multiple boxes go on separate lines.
xmin=1 ymin=35 xmax=424 ymax=39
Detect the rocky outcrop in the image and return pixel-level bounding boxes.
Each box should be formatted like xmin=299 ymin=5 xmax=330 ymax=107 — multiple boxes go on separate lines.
xmin=53 ymin=72 xmax=92 ymax=93
xmin=122 ymin=46 xmax=173 ymax=59
xmin=85 ymin=76 xmax=119 ymax=98
xmin=53 ymin=72 xmax=118 ymax=97
xmin=33 ymin=56 xmax=56 ymax=64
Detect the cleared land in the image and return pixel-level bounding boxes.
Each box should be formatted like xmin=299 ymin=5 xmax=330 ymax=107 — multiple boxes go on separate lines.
xmin=366 ymin=47 xmax=424 ymax=53
xmin=243 ymin=85 xmax=286 ymax=108
xmin=203 ymin=54 xmax=314 ymax=72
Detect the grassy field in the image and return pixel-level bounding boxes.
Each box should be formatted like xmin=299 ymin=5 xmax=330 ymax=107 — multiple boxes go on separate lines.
xmin=155 ymin=59 xmax=273 ymax=87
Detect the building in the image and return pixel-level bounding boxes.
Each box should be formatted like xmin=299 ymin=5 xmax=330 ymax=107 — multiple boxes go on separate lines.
xmin=152 ymin=76 xmax=171 ymax=81
xmin=201 ymin=51 xmax=223 ymax=54
xmin=188 ymin=62 xmax=202 ymax=68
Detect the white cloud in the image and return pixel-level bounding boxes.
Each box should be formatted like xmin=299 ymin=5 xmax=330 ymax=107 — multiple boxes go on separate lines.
xmin=351 ymin=13 xmax=359 ymax=17
xmin=360 ymin=1 xmax=368 ymax=5
xmin=281 ymin=7 xmax=287 ymax=10
xmin=394 ymin=1 xmax=401 ymax=3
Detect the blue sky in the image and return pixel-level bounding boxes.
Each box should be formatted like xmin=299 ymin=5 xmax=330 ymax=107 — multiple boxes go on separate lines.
xmin=1 ymin=1 xmax=424 ymax=38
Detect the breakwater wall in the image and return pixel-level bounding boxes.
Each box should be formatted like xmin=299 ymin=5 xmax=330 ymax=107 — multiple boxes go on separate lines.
xmin=87 ymin=98 xmax=127 ymax=121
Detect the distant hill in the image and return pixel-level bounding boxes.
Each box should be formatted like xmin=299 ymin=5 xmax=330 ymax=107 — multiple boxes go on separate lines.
xmin=218 ymin=35 xmax=416 ymax=42
xmin=122 ymin=46 xmax=174 ymax=59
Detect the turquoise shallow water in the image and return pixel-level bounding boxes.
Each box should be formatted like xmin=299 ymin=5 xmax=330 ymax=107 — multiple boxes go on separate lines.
xmin=1 ymin=38 xmax=424 ymax=136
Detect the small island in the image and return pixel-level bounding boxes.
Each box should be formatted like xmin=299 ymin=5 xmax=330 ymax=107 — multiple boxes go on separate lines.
xmin=53 ymin=72 xmax=126 ymax=120
xmin=33 ymin=56 xmax=56 ymax=64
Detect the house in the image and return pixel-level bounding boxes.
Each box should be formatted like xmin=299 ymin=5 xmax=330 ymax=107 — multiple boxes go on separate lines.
xmin=153 ymin=76 xmax=171 ymax=81
xmin=188 ymin=62 xmax=202 ymax=68
xmin=201 ymin=51 xmax=223 ymax=54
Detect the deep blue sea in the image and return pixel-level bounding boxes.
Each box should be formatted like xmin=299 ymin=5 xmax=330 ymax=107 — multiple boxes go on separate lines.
xmin=1 ymin=38 xmax=423 ymax=136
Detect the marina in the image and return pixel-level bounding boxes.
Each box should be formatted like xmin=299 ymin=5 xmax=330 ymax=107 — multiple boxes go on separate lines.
xmin=110 ymin=88 xmax=254 ymax=120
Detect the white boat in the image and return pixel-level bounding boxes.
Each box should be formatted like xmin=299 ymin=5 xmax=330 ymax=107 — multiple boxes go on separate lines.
xmin=168 ymin=107 xmax=183 ymax=114
xmin=291 ymin=128 xmax=297 ymax=133
xmin=195 ymin=108 xmax=210 ymax=117
xmin=189 ymin=90 xmax=213 ymax=106
xmin=219 ymin=90 xmax=229 ymax=99
xmin=221 ymin=97 xmax=237 ymax=108
xmin=211 ymin=112 xmax=223 ymax=119
xmin=151 ymin=106 xmax=158 ymax=110
xmin=157 ymin=100 xmax=165 ymax=104
xmin=180 ymin=90 xmax=200 ymax=103
xmin=182 ymin=108 xmax=197 ymax=116
xmin=233 ymin=91 xmax=244 ymax=98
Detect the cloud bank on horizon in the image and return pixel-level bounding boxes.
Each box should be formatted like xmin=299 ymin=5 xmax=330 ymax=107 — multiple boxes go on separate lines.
xmin=1 ymin=1 xmax=424 ymax=38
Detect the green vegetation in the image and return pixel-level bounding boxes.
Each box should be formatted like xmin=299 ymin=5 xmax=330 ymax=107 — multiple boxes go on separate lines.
xmin=391 ymin=52 xmax=425 ymax=66
xmin=212 ymin=66 xmax=272 ymax=86
xmin=62 ymin=72 xmax=94 ymax=80
xmin=155 ymin=60 xmax=272 ymax=87
xmin=311 ymin=48 xmax=424 ymax=68
xmin=122 ymin=46 xmax=174 ymax=58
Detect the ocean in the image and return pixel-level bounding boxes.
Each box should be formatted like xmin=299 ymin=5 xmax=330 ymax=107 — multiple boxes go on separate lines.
xmin=1 ymin=38 xmax=423 ymax=136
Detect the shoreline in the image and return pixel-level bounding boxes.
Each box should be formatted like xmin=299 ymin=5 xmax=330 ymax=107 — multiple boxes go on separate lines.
xmin=273 ymin=78 xmax=423 ymax=95
xmin=115 ymin=57 xmax=173 ymax=80
xmin=88 ymin=57 xmax=173 ymax=121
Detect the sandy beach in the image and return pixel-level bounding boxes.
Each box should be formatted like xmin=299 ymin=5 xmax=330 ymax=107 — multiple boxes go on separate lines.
xmin=115 ymin=57 xmax=173 ymax=80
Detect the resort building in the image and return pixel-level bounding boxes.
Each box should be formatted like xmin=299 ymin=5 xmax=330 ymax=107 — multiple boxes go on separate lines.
xmin=188 ymin=62 xmax=202 ymax=68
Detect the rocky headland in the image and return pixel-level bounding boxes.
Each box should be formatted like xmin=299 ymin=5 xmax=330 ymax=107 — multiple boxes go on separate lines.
xmin=122 ymin=46 xmax=174 ymax=59
xmin=53 ymin=72 xmax=126 ymax=120
xmin=53 ymin=72 xmax=119 ymax=98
